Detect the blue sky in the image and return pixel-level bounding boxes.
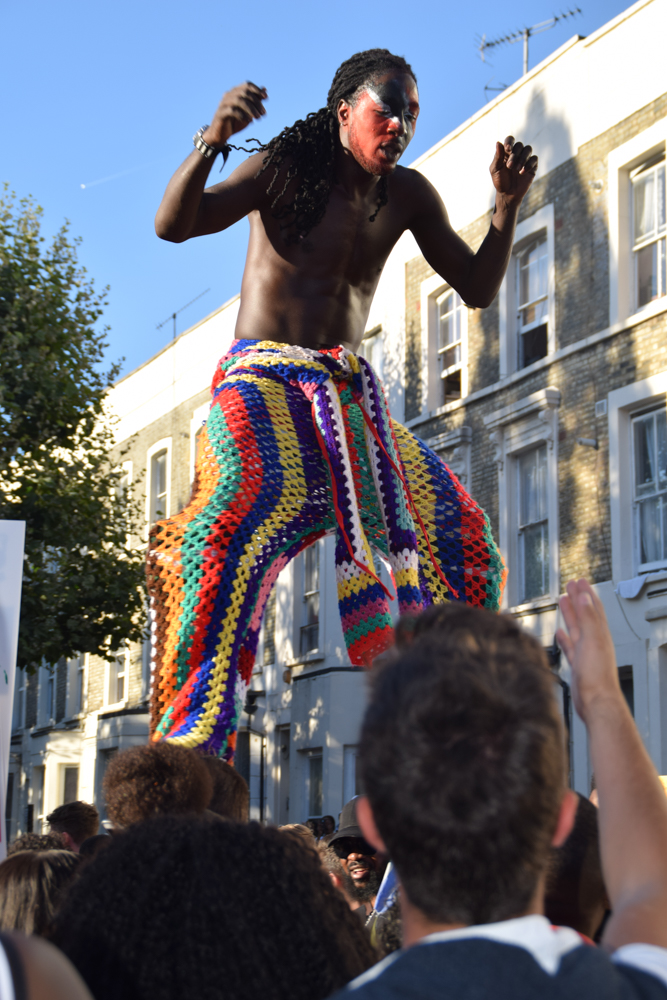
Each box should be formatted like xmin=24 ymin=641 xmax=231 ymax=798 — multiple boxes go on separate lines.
xmin=2 ymin=0 xmax=632 ymax=377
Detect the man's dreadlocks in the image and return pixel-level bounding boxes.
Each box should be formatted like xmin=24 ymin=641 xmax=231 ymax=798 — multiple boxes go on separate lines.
xmin=249 ymin=49 xmax=416 ymax=242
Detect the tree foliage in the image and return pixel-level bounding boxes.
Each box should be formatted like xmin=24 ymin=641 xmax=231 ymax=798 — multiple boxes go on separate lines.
xmin=0 ymin=187 xmax=146 ymax=670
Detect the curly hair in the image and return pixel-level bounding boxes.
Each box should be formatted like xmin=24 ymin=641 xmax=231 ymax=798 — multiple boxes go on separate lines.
xmin=7 ymin=832 xmax=66 ymax=855
xmin=242 ymin=48 xmax=416 ymax=242
xmin=103 ymin=743 xmax=213 ymax=826
xmin=53 ymin=816 xmax=378 ymax=1000
xmin=0 ymin=849 xmax=82 ymax=936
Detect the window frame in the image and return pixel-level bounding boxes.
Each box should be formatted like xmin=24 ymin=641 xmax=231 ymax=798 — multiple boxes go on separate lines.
xmin=12 ymin=669 xmax=25 ymax=732
xmin=61 ymin=764 xmax=79 ymax=805
xmin=631 ymin=405 xmax=667 ymax=572
xmin=609 ymin=373 xmax=667 ymax=581
xmin=105 ymin=650 xmax=129 ymax=709
xmin=436 ymin=287 xmax=466 ymax=406
xmin=499 ymin=204 xmax=555 ymax=378
xmin=608 ymin=121 xmax=667 ymax=328
xmin=300 ymin=542 xmax=320 ymax=657
xmin=631 ymin=156 xmax=666 ymax=311
xmin=145 ymin=438 xmax=172 ymax=527
xmin=484 ymin=387 xmax=561 ymax=611
xmin=515 ymin=443 xmax=551 ymax=604
xmin=420 ymin=274 xmax=469 ymax=415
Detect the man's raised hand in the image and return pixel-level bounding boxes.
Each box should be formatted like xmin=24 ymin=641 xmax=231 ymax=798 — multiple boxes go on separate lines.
xmin=203 ymin=82 xmax=268 ymax=148
xmin=489 ymin=135 xmax=538 ymax=207
xmin=556 ymin=578 xmax=624 ymax=723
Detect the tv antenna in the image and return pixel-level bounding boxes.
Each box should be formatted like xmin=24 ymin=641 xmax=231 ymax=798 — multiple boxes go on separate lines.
xmin=476 ymin=8 xmax=582 ymax=77
xmin=156 ymin=288 xmax=210 ymax=341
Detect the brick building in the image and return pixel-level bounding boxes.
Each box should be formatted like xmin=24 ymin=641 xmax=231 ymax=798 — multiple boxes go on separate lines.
xmin=7 ymin=0 xmax=666 ymax=839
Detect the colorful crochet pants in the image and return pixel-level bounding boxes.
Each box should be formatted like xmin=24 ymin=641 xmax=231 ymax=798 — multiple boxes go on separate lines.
xmin=147 ymin=340 xmax=505 ymax=757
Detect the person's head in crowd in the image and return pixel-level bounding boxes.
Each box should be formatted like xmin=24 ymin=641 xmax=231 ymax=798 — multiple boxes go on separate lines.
xmin=306 ymin=818 xmax=323 ymax=839
xmin=356 ymin=603 xmax=577 ymax=930
xmin=8 ymin=832 xmax=66 ymax=856
xmin=199 ymin=755 xmax=250 ymax=821
xmin=280 ymin=823 xmax=318 ymax=852
xmin=78 ymin=835 xmax=112 ymax=866
xmin=46 ymin=801 xmax=100 ymax=852
xmin=53 ymin=816 xmax=377 ymax=1000
xmin=0 ymin=849 xmax=82 ymax=936
xmin=103 ymin=742 xmax=213 ymax=827
xmin=328 ymin=798 xmax=387 ymax=915
xmin=544 ymin=792 xmax=608 ymax=939
xmin=321 ymin=815 xmax=336 ymax=838
xmin=393 ymin=614 xmax=417 ymax=650
xmin=317 ymin=841 xmax=359 ymax=911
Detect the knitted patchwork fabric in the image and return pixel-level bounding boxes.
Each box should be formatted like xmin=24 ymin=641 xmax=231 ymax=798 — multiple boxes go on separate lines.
xmin=146 ymin=339 xmax=505 ymax=758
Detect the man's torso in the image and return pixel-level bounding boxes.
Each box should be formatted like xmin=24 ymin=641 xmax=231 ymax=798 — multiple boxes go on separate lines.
xmin=233 ymin=162 xmax=420 ymax=352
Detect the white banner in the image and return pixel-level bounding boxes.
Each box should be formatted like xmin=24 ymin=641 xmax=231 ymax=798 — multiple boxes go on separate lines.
xmin=0 ymin=521 xmax=26 ymax=861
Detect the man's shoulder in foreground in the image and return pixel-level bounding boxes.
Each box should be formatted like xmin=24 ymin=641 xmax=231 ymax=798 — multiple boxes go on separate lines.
xmin=331 ymin=916 xmax=667 ymax=1000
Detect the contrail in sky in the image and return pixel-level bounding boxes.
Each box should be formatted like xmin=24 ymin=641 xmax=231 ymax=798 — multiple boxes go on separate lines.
xmin=80 ymin=158 xmax=165 ymax=189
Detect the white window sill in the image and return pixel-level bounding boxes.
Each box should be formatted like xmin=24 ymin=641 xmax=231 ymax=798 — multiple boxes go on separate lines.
xmin=506 ymin=597 xmax=559 ymax=617
xmin=286 ymin=652 xmax=324 ymax=668
xmin=622 ymin=296 xmax=667 ymax=329
xmin=101 ymin=700 xmax=128 ymax=714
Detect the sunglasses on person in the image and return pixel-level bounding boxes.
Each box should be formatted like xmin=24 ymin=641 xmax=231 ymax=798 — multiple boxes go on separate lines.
xmin=331 ymin=837 xmax=376 ymax=859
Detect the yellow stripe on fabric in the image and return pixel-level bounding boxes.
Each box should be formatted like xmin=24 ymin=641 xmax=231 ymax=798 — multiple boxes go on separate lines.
xmin=391 ymin=422 xmax=452 ymax=602
xmin=225 ymin=353 xmax=332 ymax=380
xmin=153 ymin=425 xmax=222 ymax=711
xmin=169 ymin=377 xmax=311 ymax=746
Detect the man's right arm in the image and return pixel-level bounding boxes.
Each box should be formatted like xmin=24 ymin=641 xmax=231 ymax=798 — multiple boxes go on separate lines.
xmin=155 ymin=82 xmax=267 ymax=243
xmin=557 ymin=579 xmax=667 ymax=952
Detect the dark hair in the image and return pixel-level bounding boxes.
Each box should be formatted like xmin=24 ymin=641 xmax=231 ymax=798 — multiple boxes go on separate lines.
xmin=360 ymin=603 xmax=565 ymax=925
xmin=321 ymin=815 xmax=336 ymax=834
xmin=46 ymin=801 xmax=99 ymax=845
xmin=7 ymin=832 xmax=66 ymax=856
xmin=0 ymin=850 xmax=82 ymax=936
xmin=252 ymin=48 xmax=416 ymax=241
xmin=53 ymin=816 xmax=377 ymax=1000
xmin=305 ymin=818 xmax=323 ymax=839
xmin=545 ymin=793 xmax=608 ymax=938
xmin=78 ymin=834 xmax=113 ymax=865
xmin=103 ymin=743 xmax=213 ymax=826
xmin=199 ymin=755 xmax=249 ymax=821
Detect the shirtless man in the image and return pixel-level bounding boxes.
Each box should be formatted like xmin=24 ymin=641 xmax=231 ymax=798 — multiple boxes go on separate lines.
xmin=148 ymin=49 xmax=536 ymax=758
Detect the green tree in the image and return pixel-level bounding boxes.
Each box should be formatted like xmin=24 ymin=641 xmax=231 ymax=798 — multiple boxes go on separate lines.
xmin=0 ymin=187 xmax=146 ymax=670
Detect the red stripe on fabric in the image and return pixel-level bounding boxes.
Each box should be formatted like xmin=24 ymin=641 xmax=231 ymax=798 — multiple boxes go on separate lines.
xmin=347 ymin=625 xmax=395 ymax=667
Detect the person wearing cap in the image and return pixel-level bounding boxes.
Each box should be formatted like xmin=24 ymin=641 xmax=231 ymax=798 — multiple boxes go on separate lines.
xmin=328 ymin=797 xmax=387 ymax=917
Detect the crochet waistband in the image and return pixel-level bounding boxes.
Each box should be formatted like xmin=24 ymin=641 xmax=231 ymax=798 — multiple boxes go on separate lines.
xmin=226 ymin=338 xmax=359 ymax=382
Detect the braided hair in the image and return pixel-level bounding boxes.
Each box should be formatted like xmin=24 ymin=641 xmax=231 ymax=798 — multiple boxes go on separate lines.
xmin=244 ymin=49 xmax=416 ymax=242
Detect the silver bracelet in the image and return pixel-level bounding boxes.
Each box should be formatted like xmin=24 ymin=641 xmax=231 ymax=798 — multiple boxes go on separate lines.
xmin=193 ymin=126 xmax=230 ymax=167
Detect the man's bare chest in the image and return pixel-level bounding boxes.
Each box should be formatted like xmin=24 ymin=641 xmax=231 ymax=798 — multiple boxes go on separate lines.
xmin=259 ymin=190 xmax=406 ymax=286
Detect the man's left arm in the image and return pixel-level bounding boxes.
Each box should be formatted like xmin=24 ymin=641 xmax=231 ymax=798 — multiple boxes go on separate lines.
xmin=408 ymin=137 xmax=538 ymax=309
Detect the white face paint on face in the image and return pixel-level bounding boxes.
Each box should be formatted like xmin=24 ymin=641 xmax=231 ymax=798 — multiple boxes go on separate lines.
xmin=366 ymin=87 xmax=402 ymax=129
xmin=343 ymin=73 xmax=420 ymax=176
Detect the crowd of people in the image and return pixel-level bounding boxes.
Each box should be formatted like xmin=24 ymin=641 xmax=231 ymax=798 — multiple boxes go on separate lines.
xmin=1 ymin=578 xmax=667 ymax=999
